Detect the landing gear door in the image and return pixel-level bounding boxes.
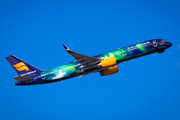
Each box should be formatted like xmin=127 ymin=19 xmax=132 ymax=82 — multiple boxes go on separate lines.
xmin=153 ymin=40 xmax=158 ymax=47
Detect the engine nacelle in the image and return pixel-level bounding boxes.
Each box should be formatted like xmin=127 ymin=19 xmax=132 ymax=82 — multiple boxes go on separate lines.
xmin=100 ymin=65 xmax=119 ymax=76
xmin=100 ymin=57 xmax=117 ymax=68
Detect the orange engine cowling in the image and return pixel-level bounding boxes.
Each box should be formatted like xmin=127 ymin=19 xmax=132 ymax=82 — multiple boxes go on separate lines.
xmin=100 ymin=57 xmax=116 ymax=68
xmin=100 ymin=65 xmax=119 ymax=76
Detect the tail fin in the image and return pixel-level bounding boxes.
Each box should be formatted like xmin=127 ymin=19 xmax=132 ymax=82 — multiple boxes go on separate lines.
xmin=5 ymin=55 xmax=43 ymax=77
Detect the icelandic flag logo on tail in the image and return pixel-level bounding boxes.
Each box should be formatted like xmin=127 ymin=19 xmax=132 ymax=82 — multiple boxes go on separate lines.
xmin=5 ymin=55 xmax=43 ymax=77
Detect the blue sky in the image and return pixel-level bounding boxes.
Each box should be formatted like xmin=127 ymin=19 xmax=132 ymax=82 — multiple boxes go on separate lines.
xmin=0 ymin=0 xmax=180 ymax=120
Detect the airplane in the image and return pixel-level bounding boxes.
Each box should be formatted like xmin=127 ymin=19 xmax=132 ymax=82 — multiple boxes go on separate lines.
xmin=5 ymin=39 xmax=172 ymax=86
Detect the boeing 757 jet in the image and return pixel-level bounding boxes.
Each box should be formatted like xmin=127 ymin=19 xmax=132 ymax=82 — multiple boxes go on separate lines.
xmin=6 ymin=39 xmax=172 ymax=86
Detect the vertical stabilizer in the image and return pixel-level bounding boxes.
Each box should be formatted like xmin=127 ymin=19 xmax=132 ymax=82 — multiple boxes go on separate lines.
xmin=5 ymin=55 xmax=43 ymax=77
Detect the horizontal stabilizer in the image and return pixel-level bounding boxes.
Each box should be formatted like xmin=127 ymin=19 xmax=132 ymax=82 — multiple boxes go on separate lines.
xmin=13 ymin=76 xmax=34 ymax=82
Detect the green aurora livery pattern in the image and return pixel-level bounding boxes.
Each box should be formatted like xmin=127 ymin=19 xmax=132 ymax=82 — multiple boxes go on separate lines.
xmin=12 ymin=39 xmax=172 ymax=85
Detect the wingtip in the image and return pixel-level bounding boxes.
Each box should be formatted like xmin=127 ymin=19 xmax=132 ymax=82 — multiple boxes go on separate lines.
xmin=62 ymin=44 xmax=71 ymax=53
xmin=62 ymin=44 xmax=66 ymax=48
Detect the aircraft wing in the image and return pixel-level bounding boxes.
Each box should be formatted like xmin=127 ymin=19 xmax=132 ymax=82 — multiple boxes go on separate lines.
xmin=63 ymin=44 xmax=101 ymax=67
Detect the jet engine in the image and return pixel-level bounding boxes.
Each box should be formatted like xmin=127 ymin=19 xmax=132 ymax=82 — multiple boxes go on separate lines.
xmin=99 ymin=57 xmax=119 ymax=76
xmin=100 ymin=57 xmax=117 ymax=68
xmin=100 ymin=65 xmax=119 ymax=76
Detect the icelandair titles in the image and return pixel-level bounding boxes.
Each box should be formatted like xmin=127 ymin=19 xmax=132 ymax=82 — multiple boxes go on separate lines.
xmin=20 ymin=70 xmax=36 ymax=76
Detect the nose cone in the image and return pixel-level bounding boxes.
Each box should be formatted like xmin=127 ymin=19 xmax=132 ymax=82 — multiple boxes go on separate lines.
xmin=167 ymin=42 xmax=172 ymax=48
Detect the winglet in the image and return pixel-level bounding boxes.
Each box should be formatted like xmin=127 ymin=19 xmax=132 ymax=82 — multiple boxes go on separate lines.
xmin=63 ymin=44 xmax=72 ymax=53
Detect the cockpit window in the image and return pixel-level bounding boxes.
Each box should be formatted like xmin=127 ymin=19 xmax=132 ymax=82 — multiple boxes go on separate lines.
xmin=160 ymin=40 xmax=166 ymax=42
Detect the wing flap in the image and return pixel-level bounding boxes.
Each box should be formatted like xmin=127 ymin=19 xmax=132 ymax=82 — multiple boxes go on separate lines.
xmin=13 ymin=76 xmax=34 ymax=82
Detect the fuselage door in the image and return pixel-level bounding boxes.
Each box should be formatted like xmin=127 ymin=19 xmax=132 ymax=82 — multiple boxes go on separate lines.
xmin=153 ymin=40 xmax=158 ymax=47
xmin=122 ymin=48 xmax=127 ymax=56
xmin=41 ymin=72 xmax=46 ymax=80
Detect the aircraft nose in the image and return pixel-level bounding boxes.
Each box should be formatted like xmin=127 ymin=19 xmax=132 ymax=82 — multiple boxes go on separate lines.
xmin=167 ymin=42 xmax=172 ymax=47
